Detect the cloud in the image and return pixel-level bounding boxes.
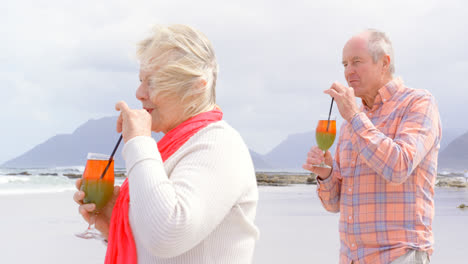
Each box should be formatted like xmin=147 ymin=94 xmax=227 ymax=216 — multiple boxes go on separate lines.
xmin=1 ymin=0 xmax=467 ymax=163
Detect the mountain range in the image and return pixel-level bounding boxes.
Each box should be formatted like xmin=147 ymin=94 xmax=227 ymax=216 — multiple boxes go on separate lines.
xmin=2 ymin=116 xmax=467 ymax=171
xmin=2 ymin=116 xmax=277 ymax=170
xmin=438 ymin=131 xmax=468 ymax=171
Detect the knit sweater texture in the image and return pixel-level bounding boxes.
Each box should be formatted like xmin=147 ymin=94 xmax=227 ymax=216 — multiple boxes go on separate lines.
xmin=122 ymin=120 xmax=259 ymax=263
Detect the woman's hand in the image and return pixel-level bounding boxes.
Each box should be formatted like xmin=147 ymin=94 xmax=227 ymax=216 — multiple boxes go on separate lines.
xmin=73 ymin=179 xmax=120 ymax=239
xmin=115 ymin=101 xmax=152 ymax=143
xmin=302 ymin=146 xmax=333 ymax=180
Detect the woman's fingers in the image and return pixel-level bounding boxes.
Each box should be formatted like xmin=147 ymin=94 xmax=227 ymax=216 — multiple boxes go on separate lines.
xmin=114 ymin=100 xmax=152 ymax=143
xmin=73 ymin=190 xmax=85 ymax=204
xmin=115 ymin=101 xmax=129 ymax=133
xmin=78 ymin=203 xmax=96 ymax=223
xmin=113 ymin=185 xmax=120 ymax=196
xmin=75 ymin=178 xmax=82 ymax=190
xmin=117 ymin=113 xmax=123 ymax=133
xmin=115 ymin=100 xmax=130 ymax=112
xmin=74 ymin=179 xmax=84 ymax=204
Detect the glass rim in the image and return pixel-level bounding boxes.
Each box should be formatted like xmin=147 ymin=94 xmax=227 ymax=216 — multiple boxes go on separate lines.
xmin=318 ymin=115 xmax=336 ymax=120
xmin=87 ymin=153 xmax=112 ymax=160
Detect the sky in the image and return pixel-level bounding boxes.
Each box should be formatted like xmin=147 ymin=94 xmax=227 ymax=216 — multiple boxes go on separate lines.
xmin=1 ymin=0 xmax=467 ymax=164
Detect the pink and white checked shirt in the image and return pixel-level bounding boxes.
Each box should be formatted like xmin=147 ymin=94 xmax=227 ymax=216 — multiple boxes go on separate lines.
xmin=317 ymin=78 xmax=442 ymax=264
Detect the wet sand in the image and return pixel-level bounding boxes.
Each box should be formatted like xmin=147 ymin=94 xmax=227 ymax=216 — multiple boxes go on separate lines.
xmin=0 ymin=185 xmax=467 ymax=263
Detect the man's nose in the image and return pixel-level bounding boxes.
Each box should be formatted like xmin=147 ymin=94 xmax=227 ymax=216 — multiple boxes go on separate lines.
xmin=344 ymin=65 xmax=354 ymax=77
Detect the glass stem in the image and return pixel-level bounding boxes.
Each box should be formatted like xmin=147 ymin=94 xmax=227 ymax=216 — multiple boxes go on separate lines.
xmin=88 ymin=212 xmax=98 ymax=229
xmin=320 ymin=150 xmax=328 ymax=168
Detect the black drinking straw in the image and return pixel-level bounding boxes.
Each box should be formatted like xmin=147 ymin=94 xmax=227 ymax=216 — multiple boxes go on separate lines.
xmin=326 ymin=98 xmax=334 ymax=131
xmin=100 ymin=135 xmax=123 ymax=179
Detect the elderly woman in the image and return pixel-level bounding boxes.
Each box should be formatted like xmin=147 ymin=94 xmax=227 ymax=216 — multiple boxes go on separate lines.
xmin=74 ymin=24 xmax=259 ymax=263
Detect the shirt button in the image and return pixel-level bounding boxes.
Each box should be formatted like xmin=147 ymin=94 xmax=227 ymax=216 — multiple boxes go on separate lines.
xmin=349 ymin=216 xmax=352 ymax=220
xmin=352 ymin=243 xmax=355 ymax=248
xmin=383 ymin=99 xmax=386 ymax=102
xmin=348 ymin=188 xmax=352 ymax=192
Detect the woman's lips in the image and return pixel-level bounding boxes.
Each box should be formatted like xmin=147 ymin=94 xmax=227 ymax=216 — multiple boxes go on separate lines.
xmin=144 ymin=108 xmax=153 ymax=114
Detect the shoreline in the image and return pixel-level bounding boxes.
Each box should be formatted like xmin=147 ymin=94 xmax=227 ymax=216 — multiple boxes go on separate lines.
xmin=1 ymin=186 xmax=466 ymax=263
xmin=2 ymin=170 xmax=468 ymax=188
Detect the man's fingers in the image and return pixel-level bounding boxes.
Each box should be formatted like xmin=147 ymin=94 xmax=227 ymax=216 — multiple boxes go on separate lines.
xmin=324 ymin=89 xmax=340 ymax=98
xmin=324 ymin=150 xmax=333 ymax=160
xmin=331 ymin=81 xmax=345 ymax=92
xmin=115 ymin=100 xmax=130 ymax=112
xmin=314 ymin=167 xmax=332 ymax=177
xmin=302 ymin=163 xmax=316 ymax=172
xmin=307 ymin=157 xmax=323 ymax=165
xmin=302 ymin=163 xmax=331 ymax=177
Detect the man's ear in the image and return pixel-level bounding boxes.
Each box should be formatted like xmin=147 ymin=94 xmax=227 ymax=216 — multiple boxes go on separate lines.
xmin=382 ymin=54 xmax=391 ymax=73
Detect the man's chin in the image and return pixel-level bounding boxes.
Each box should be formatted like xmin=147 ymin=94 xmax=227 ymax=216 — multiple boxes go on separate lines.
xmin=351 ymin=87 xmax=362 ymax=96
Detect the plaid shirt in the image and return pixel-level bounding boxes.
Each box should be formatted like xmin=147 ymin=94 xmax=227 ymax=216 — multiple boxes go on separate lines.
xmin=317 ymin=78 xmax=442 ymax=264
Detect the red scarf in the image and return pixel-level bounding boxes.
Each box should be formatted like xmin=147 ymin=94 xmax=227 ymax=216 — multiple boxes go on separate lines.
xmin=105 ymin=108 xmax=223 ymax=264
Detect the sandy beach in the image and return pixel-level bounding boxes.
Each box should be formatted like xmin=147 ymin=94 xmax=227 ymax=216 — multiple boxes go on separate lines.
xmin=0 ymin=185 xmax=467 ymax=263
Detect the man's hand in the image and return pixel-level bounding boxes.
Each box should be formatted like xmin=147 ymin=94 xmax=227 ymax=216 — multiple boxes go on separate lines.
xmin=302 ymin=146 xmax=333 ymax=180
xmin=324 ymin=82 xmax=360 ymax=122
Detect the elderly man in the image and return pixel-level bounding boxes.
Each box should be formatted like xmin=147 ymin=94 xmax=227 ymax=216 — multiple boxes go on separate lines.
xmin=303 ymin=29 xmax=441 ymax=264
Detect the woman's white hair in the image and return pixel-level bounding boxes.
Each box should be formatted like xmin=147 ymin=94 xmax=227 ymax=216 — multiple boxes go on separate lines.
xmin=365 ymin=29 xmax=395 ymax=74
xmin=137 ymin=24 xmax=218 ymax=117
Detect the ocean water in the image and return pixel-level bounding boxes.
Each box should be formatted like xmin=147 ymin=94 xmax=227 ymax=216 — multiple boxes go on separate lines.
xmin=0 ymin=167 xmax=126 ymax=195
xmin=0 ymin=167 xmax=466 ymax=196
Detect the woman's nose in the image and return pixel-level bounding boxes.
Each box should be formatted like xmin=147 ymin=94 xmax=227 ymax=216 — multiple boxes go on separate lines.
xmin=136 ymin=84 xmax=148 ymax=101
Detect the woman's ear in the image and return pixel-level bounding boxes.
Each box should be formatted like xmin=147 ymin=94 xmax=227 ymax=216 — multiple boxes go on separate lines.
xmin=199 ymin=79 xmax=207 ymax=88
xmin=193 ymin=78 xmax=207 ymax=93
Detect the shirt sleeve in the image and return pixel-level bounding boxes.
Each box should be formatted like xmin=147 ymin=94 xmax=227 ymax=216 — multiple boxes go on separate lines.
xmin=316 ymin=136 xmax=343 ymax=213
xmin=123 ymin=133 xmax=255 ymax=258
xmin=349 ymin=93 xmax=441 ymax=184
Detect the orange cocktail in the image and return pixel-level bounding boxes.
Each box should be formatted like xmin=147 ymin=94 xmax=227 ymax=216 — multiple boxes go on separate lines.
xmin=315 ymin=119 xmax=336 ymax=152
xmin=81 ymin=153 xmax=114 ymax=210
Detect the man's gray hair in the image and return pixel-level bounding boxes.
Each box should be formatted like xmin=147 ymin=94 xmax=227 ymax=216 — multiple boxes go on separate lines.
xmin=366 ymin=29 xmax=395 ymax=74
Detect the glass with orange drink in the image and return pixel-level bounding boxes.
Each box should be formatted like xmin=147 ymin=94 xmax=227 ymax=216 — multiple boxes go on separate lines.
xmin=315 ymin=116 xmax=336 ymax=167
xmin=75 ymin=153 xmax=115 ymax=240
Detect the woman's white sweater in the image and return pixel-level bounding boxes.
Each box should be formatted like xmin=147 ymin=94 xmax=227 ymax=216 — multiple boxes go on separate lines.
xmin=122 ymin=120 xmax=259 ymax=264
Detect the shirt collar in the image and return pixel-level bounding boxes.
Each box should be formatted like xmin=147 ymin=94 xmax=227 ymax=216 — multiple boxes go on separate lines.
xmin=361 ymin=77 xmax=404 ymax=111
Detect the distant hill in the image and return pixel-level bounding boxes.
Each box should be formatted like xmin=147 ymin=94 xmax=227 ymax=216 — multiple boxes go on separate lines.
xmin=249 ymin=150 xmax=273 ymax=170
xmin=2 ymin=116 xmax=272 ymax=170
xmin=1 ymin=117 xmax=162 ymax=168
xmin=438 ymin=131 xmax=468 ymax=171
xmin=440 ymin=128 xmax=465 ymax=151
xmin=262 ymin=131 xmax=337 ymax=171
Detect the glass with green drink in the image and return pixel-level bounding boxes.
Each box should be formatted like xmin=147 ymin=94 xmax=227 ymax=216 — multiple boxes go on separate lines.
xmin=315 ymin=115 xmax=336 ymax=168
xmin=75 ymin=153 xmax=115 ymax=240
